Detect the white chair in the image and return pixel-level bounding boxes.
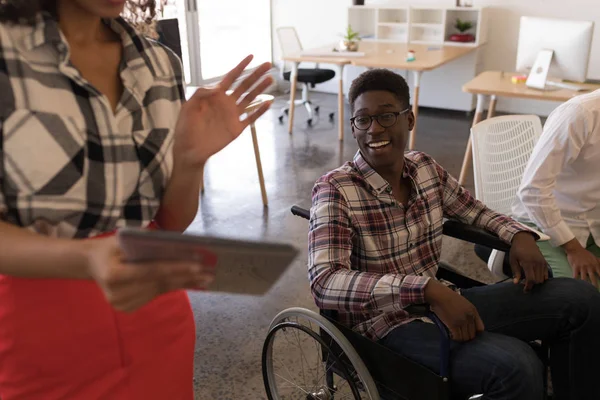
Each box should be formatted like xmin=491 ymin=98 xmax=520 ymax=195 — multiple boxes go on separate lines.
xmin=470 ymin=115 xmax=549 ymax=278
xmin=276 ymin=27 xmax=335 ymax=126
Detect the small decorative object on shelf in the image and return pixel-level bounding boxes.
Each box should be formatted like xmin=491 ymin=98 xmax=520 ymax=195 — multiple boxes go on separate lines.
xmin=455 ymin=0 xmax=473 ymax=6
xmin=449 ymin=18 xmax=475 ymax=42
xmin=406 ymin=50 xmax=416 ymax=62
xmin=340 ymin=25 xmax=361 ymax=52
xmin=352 ymin=0 xmax=365 ymax=5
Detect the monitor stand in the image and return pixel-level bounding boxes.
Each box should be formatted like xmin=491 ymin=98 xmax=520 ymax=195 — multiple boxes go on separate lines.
xmin=526 ymin=49 xmax=554 ymax=90
xmin=526 ymin=49 xmax=588 ymax=92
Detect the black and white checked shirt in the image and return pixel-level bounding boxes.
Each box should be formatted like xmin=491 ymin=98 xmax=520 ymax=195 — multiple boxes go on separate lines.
xmin=0 ymin=13 xmax=184 ymax=238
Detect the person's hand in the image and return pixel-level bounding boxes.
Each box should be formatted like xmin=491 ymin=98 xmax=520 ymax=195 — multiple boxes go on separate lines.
xmin=424 ymin=280 xmax=484 ymax=342
xmin=509 ymin=231 xmax=549 ymax=292
xmin=563 ymin=239 xmax=600 ymax=287
xmin=84 ymin=236 xmax=215 ymax=312
xmin=173 ymin=55 xmax=274 ymax=168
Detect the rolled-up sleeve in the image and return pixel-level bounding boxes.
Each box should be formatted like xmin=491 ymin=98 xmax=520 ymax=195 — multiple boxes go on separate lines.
xmin=308 ymin=180 xmax=430 ymax=314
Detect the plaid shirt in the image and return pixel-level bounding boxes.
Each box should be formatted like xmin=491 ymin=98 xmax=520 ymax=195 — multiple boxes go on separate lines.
xmin=308 ymin=151 xmax=529 ymax=340
xmin=0 ymin=13 xmax=184 ymax=238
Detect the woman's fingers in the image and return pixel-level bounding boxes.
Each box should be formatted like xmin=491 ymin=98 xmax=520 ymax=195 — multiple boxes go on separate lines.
xmin=241 ymin=102 xmax=273 ymax=128
xmin=218 ymin=55 xmax=254 ymax=92
xmin=237 ymin=75 xmax=274 ymax=113
xmin=232 ymin=61 xmax=272 ymax=101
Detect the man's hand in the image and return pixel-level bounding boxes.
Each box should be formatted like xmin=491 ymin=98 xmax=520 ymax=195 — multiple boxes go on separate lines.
xmin=424 ymin=280 xmax=484 ymax=342
xmin=562 ymin=238 xmax=600 ymax=287
xmin=509 ymin=232 xmax=549 ymax=292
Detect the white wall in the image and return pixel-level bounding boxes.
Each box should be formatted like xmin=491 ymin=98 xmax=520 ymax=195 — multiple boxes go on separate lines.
xmin=271 ymin=0 xmax=600 ymax=116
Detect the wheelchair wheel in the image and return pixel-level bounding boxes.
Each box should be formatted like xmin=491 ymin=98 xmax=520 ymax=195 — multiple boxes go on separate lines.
xmin=262 ymin=307 xmax=379 ymax=400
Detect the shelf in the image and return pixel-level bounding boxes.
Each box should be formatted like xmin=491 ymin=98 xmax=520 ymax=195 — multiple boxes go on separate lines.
xmin=378 ymin=22 xmax=407 ymax=27
xmin=410 ymin=8 xmax=445 ymax=24
xmin=445 ymin=9 xmax=479 ymax=44
xmin=410 ymin=39 xmax=443 ymax=44
xmin=411 ymin=23 xmax=444 ymax=28
xmin=378 ymin=23 xmax=408 ymax=43
xmin=348 ymin=7 xmax=377 ymax=40
xmin=444 ymin=40 xmax=478 ymax=47
xmin=378 ymin=8 xmax=408 ymax=24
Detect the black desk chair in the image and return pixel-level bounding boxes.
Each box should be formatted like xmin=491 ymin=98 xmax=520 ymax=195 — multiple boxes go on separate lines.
xmin=261 ymin=206 xmax=551 ymax=400
xmin=276 ymin=27 xmax=336 ymax=127
xmin=156 ymin=18 xmax=183 ymax=60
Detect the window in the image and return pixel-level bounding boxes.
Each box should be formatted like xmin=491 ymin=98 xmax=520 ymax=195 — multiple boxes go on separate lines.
xmin=161 ymin=0 xmax=272 ymax=86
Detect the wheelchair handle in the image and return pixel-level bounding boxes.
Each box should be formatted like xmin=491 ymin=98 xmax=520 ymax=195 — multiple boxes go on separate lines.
xmin=291 ymin=206 xmax=310 ymax=220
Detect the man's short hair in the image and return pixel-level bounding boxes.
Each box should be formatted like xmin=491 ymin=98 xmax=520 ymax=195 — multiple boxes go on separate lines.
xmin=348 ymin=69 xmax=411 ymax=112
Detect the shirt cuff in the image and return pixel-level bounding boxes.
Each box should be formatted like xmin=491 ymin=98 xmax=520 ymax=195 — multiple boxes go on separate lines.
xmin=544 ymin=220 xmax=576 ymax=247
xmin=398 ymin=274 xmax=431 ymax=307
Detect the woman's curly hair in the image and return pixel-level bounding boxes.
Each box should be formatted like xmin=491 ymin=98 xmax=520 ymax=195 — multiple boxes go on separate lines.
xmin=0 ymin=0 xmax=166 ymax=36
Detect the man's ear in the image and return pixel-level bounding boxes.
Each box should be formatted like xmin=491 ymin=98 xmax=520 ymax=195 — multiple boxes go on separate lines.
xmin=407 ymin=110 xmax=415 ymax=131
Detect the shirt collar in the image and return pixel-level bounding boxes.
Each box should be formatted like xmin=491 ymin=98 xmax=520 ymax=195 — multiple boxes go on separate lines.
xmin=353 ymin=150 xmax=418 ymax=195
xmin=17 ymin=12 xmax=64 ymax=53
xmin=15 ymin=13 xmax=158 ymax=102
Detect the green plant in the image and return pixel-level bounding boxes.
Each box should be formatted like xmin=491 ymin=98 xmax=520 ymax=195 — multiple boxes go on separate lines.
xmin=455 ymin=18 xmax=473 ymax=33
xmin=343 ymin=25 xmax=361 ymax=42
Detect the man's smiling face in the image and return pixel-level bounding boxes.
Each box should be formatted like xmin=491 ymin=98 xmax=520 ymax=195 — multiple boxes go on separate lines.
xmin=351 ymin=90 xmax=414 ymax=170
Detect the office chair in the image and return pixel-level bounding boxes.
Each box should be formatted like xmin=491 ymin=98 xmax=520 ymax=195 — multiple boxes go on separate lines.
xmin=156 ymin=19 xmax=183 ymax=60
xmin=470 ymin=115 xmax=549 ymax=277
xmin=276 ymin=27 xmax=336 ymax=127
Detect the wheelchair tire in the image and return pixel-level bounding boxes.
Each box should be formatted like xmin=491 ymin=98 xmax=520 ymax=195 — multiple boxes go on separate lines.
xmin=262 ymin=307 xmax=379 ymax=400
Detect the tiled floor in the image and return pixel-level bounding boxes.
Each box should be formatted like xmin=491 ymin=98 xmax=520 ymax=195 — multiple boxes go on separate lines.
xmin=187 ymin=92 xmax=497 ymax=399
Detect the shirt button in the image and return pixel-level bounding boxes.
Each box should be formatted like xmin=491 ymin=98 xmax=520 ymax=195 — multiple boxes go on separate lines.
xmin=386 ymin=187 xmax=392 ymax=193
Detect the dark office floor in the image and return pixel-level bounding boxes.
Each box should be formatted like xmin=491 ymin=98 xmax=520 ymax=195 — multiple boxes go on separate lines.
xmin=188 ymin=92 xmax=499 ymax=399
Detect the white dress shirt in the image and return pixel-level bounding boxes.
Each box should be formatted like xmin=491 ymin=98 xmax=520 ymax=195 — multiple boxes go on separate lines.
xmin=512 ymin=89 xmax=600 ymax=248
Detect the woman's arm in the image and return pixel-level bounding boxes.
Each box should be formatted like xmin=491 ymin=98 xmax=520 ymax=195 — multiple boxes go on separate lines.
xmin=153 ymin=157 xmax=203 ymax=232
xmin=0 ymin=220 xmax=90 ymax=279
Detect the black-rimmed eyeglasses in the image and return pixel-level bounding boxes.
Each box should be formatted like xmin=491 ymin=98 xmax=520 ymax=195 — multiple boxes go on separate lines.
xmin=350 ymin=107 xmax=411 ymax=131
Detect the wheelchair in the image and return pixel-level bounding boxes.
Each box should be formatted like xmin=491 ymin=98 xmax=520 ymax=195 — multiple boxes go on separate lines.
xmin=262 ymin=206 xmax=551 ymax=400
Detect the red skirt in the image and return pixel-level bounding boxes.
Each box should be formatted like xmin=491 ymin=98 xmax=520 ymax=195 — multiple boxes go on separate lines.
xmin=0 ymin=228 xmax=196 ymax=399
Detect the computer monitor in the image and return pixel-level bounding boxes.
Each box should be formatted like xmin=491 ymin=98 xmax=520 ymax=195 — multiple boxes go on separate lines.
xmin=515 ymin=16 xmax=594 ymax=83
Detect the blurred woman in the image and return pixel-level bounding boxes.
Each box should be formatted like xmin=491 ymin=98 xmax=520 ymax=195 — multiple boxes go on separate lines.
xmin=0 ymin=0 xmax=272 ymax=398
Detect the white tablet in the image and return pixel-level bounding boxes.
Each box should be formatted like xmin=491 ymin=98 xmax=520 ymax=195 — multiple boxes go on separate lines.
xmin=117 ymin=228 xmax=300 ymax=296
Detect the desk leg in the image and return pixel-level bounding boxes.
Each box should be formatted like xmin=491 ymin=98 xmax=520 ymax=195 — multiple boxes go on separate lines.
xmin=337 ymin=64 xmax=345 ymax=141
xmin=250 ymin=123 xmax=268 ymax=207
xmin=458 ymin=94 xmax=488 ymax=185
xmin=408 ymin=70 xmax=422 ymax=150
xmin=287 ymin=62 xmax=299 ymax=135
xmin=487 ymin=95 xmax=497 ymax=119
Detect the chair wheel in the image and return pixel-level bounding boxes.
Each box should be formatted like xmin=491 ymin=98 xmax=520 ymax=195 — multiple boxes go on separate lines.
xmin=278 ymin=115 xmax=284 ymax=124
xmin=329 ymin=113 xmax=335 ymax=122
xmin=307 ymin=119 xmax=313 ymax=127
xmin=314 ymin=106 xmax=320 ymax=114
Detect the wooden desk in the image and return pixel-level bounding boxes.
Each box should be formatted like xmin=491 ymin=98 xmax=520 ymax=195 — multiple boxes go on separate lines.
xmin=186 ymin=89 xmax=273 ymax=206
xmin=283 ymin=42 xmax=480 ymax=148
xmin=458 ymin=71 xmax=600 ymax=185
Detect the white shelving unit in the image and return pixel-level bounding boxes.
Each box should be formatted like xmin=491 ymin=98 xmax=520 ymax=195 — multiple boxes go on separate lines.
xmin=346 ymin=4 xmax=488 ymax=46
xmin=323 ymin=3 xmax=491 ymax=111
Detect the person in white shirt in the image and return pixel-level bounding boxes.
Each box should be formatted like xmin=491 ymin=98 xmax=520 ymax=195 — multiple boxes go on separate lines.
xmin=513 ymin=89 xmax=600 ymax=287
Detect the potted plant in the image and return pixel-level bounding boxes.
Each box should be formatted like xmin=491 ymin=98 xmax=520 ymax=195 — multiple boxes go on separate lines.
xmin=339 ymin=25 xmax=361 ymax=52
xmin=449 ymin=18 xmax=475 ymax=42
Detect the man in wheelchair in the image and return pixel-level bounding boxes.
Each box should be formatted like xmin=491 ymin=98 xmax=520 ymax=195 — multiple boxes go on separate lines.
xmin=308 ymin=69 xmax=600 ymax=400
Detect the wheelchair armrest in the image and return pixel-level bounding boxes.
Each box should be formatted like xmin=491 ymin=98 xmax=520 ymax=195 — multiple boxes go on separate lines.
xmin=442 ymin=220 xmax=511 ymax=253
xmin=291 ymin=205 xmax=310 ymax=220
